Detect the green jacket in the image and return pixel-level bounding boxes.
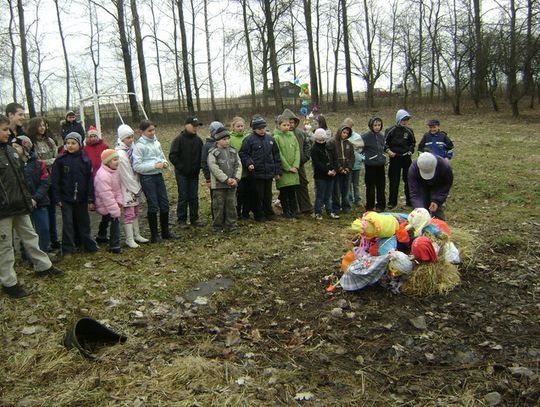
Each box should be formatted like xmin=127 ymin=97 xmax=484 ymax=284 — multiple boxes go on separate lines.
xmin=230 ymin=130 xmax=249 ymax=178
xmin=273 ymin=129 xmax=300 ymax=189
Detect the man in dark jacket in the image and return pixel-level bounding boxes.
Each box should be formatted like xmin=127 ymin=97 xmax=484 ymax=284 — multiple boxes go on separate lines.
xmin=0 ymin=115 xmax=63 ymax=299
xmin=169 ymin=116 xmax=204 ymax=227
xmin=239 ymin=116 xmax=281 ymax=221
xmin=408 ymin=152 xmax=453 ymax=220
xmin=61 ymin=111 xmax=86 ymax=141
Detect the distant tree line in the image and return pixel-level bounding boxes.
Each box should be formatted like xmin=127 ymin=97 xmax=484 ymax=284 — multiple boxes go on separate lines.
xmin=1 ymin=0 xmax=539 ymax=119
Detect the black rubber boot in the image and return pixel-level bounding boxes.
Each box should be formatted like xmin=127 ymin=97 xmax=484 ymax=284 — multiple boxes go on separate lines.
xmin=160 ymin=212 xmax=177 ymax=240
xmin=148 ymin=212 xmax=161 ymax=243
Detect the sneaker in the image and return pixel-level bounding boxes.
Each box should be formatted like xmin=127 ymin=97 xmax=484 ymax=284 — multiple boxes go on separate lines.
xmin=178 ymin=221 xmax=189 ymax=229
xmin=95 ymin=236 xmax=109 ymax=244
xmin=50 ymin=241 xmax=61 ymax=250
xmin=329 ymin=213 xmax=340 ymax=219
xmin=35 ymin=266 xmax=65 ymax=277
xmin=3 ymin=283 xmax=30 ymax=299
xmin=109 ymin=248 xmax=121 ymax=254
xmin=191 ymin=220 xmax=205 ymax=227
xmin=315 ymin=214 xmax=323 ymax=221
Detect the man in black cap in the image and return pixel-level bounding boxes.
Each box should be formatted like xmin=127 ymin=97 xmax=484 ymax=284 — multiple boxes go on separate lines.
xmin=61 ymin=111 xmax=86 ymax=141
xmin=169 ymin=116 xmax=204 ymax=227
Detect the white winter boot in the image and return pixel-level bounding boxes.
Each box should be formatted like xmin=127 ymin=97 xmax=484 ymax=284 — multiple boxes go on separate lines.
xmin=124 ymin=223 xmax=140 ymax=248
xmin=133 ymin=218 xmax=149 ymax=243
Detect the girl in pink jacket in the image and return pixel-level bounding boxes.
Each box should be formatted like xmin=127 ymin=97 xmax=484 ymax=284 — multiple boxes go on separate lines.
xmin=94 ymin=149 xmax=123 ymax=253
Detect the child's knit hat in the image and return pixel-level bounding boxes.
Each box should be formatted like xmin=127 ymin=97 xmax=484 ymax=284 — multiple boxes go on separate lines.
xmin=65 ymin=132 xmax=82 ymax=147
xmin=313 ymin=128 xmax=328 ymax=142
xmin=87 ymin=126 xmax=100 ymax=138
xmin=117 ymin=124 xmax=135 ymax=141
xmin=209 ymin=121 xmax=224 ymax=139
xmin=250 ymin=115 xmax=267 ymax=130
xmin=101 ymin=149 xmax=118 ymax=166
xmin=15 ymin=135 xmax=33 ymax=153
xmin=213 ymin=127 xmax=230 ymax=141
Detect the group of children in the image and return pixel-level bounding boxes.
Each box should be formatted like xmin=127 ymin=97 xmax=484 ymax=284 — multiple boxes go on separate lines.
xmin=1 ymin=101 xmax=454 ymax=299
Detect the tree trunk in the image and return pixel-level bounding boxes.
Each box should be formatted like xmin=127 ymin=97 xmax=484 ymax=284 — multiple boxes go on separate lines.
xmin=150 ymin=0 xmax=166 ymax=115
xmin=189 ymin=0 xmax=201 ymax=112
xmin=53 ymin=0 xmax=70 ymax=110
xmin=177 ymin=0 xmax=194 ymax=113
xmin=263 ymin=0 xmax=283 ymax=112
xmin=8 ymin=0 xmax=17 ymax=102
xmin=17 ymin=0 xmax=36 ymax=117
xmin=362 ymin=0 xmax=374 ymax=108
xmin=331 ymin=0 xmax=342 ymax=112
xmin=116 ymin=0 xmax=139 ymax=122
xmin=303 ymin=0 xmax=319 ymax=106
xmin=130 ymin=0 xmax=152 ymax=117
xmin=241 ymin=0 xmax=257 ymax=108
xmin=341 ymin=0 xmax=354 ymax=105
xmin=315 ymin=0 xmax=323 ymax=106
xmin=204 ymin=0 xmax=217 ymax=116
xmin=472 ymin=0 xmax=487 ymax=108
xmin=88 ymin=0 xmax=100 ymax=94
xmin=171 ymin=0 xmax=183 ymax=112
xmin=417 ymin=0 xmax=424 ymax=99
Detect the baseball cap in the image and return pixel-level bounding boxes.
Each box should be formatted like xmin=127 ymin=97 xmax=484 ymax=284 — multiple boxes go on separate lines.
xmin=185 ymin=116 xmax=203 ymax=126
xmin=417 ymin=152 xmax=437 ymax=180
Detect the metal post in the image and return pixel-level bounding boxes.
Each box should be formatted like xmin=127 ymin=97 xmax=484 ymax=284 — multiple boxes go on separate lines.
xmin=93 ymin=93 xmax=101 ymax=135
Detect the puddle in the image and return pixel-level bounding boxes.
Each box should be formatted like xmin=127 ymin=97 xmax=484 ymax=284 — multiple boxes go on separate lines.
xmin=182 ymin=277 xmax=233 ymax=302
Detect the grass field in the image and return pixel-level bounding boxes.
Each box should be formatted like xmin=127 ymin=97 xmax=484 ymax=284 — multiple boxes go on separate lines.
xmin=1 ymin=105 xmax=539 ymax=406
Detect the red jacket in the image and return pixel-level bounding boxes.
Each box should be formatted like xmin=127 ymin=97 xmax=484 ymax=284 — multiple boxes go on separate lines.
xmin=83 ymin=139 xmax=109 ymax=177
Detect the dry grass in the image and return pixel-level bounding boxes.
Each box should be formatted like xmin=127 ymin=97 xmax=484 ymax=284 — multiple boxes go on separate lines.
xmin=1 ymin=105 xmax=539 ymax=406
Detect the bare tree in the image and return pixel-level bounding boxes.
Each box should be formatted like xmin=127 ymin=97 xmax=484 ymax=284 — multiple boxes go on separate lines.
xmin=17 ymin=0 xmax=36 ymax=117
xmin=87 ymin=0 xmax=101 ymax=94
xmin=340 ymin=0 xmax=354 ymax=105
xmin=8 ymin=0 xmax=18 ymax=102
xmin=203 ymin=0 xmax=217 ymax=115
xmin=177 ymin=0 xmax=194 ymax=113
xmin=303 ymin=0 xmax=319 ymax=105
xmin=262 ymin=0 xmax=284 ymax=112
xmin=130 ymin=0 xmax=152 ymax=116
xmin=149 ymin=0 xmax=166 ymax=114
xmin=53 ymin=0 xmax=70 ymax=110
xmin=351 ymin=0 xmax=387 ymax=108
xmin=189 ymin=0 xmax=201 ymax=112
xmin=240 ymin=0 xmax=257 ymax=107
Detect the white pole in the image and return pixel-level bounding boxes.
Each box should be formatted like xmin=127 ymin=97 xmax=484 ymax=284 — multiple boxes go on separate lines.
xmin=93 ymin=93 xmax=101 ymax=136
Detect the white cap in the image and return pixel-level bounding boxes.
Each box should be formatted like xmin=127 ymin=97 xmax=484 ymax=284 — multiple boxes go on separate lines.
xmin=117 ymin=124 xmax=135 ymax=141
xmin=417 ymin=152 xmax=437 ymax=180
xmin=313 ymin=128 xmax=328 ymax=141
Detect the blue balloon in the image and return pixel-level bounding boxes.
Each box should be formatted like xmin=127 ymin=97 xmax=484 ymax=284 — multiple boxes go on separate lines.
xmin=299 ymin=107 xmax=309 ymax=116
xmin=294 ymin=79 xmax=300 ymax=85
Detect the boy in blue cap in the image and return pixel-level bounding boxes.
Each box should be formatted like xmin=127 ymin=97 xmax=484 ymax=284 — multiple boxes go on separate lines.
xmin=384 ymin=109 xmax=416 ymax=209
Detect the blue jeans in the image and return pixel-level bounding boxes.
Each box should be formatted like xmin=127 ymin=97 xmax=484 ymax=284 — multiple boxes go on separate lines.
xmin=314 ymin=178 xmax=334 ymax=215
xmin=333 ymin=172 xmax=352 ymax=212
xmin=140 ymin=174 xmax=169 ymax=214
xmin=31 ymin=206 xmax=50 ymax=253
xmin=175 ymin=174 xmax=199 ymax=223
xmin=349 ymin=168 xmax=362 ymax=205
xmin=48 ymin=190 xmax=58 ymax=243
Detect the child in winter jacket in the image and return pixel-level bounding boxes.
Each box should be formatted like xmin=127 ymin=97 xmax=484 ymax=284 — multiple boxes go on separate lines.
xmin=239 ymin=116 xmax=281 ymax=222
xmin=1 ymin=115 xmax=63 ymax=299
xmin=208 ymin=127 xmax=242 ymax=231
xmin=94 ymin=149 xmax=123 ymax=253
xmin=51 ymin=132 xmax=98 ymax=255
xmin=361 ymin=116 xmax=386 ymax=212
xmin=229 ymin=116 xmax=254 ymax=219
xmin=132 ymin=120 xmax=174 ymax=243
xmin=418 ymin=119 xmax=454 ymax=160
xmin=84 ymin=126 xmax=109 ymax=177
xmin=342 ymin=117 xmax=364 ymax=207
xmin=385 ymin=109 xmax=416 ymax=208
xmin=310 ymin=129 xmax=339 ymax=220
xmin=27 ymin=116 xmax=60 ymax=250
xmin=273 ymin=115 xmax=300 ymax=218
xmin=13 ymin=136 xmax=51 ymax=253
xmin=115 ymin=124 xmax=148 ymax=248
xmin=328 ymin=125 xmax=355 ymax=213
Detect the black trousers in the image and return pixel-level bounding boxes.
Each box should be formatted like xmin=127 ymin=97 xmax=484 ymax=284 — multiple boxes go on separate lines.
xmin=279 ymin=185 xmax=298 ymax=217
xmin=388 ymin=155 xmax=412 ymax=206
xmin=364 ymin=165 xmax=386 ymax=211
xmin=253 ymin=178 xmax=275 ymax=220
